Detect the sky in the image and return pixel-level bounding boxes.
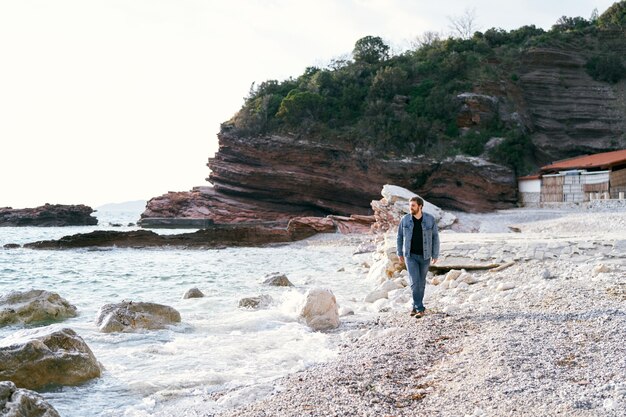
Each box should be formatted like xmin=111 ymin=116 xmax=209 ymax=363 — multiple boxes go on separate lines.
xmin=0 ymin=0 xmax=616 ymax=208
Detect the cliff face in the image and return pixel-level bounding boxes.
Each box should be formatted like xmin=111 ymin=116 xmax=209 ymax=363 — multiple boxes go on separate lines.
xmin=188 ymin=130 xmax=514 ymax=219
xmin=516 ymin=45 xmax=626 ymax=162
xmin=142 ymin=33 xmax=626 ymax=223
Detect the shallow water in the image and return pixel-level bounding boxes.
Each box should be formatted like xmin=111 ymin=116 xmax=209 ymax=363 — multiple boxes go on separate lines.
xmin=0 ymin=210 xmax=374 ymax=416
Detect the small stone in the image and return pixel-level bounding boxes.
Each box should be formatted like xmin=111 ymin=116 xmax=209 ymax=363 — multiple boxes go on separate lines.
xmin=593 ymin=264 xmax=610 ymax=276
xmin=262 ymin=272 xmax=294 ymax=287
xmin=497 ymin=282 xmax=515 ymax=291
xmin=238 ymin=295 xmax=273 ymax=309
xmin=540 ymin=269 xmax=554 ymax=280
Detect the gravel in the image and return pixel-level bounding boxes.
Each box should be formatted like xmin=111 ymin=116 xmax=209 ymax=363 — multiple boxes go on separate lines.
xmin=185 ymin=207 xmax=626 ymax=417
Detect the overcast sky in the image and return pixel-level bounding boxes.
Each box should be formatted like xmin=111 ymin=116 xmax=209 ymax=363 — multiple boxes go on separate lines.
xmin=0 ymin=0 xmax=616 ymax=208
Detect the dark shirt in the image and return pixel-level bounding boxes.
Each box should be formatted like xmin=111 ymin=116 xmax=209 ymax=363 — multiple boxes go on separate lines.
xmin=410 ymin=215 xmax=424 ymax=255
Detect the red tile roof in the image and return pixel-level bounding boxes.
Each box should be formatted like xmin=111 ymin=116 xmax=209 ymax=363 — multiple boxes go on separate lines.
xmin=541 ymin=149 xmax=626 ymax=172
xmin=517 ymin=174 xmax=541 ymax=180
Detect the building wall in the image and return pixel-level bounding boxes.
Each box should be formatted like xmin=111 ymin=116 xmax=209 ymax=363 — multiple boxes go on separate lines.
xmin=610 ymin=168 xmax=626 ymax=198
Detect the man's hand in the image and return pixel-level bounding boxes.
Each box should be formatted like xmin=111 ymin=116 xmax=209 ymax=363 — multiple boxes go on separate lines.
xmin=431 ymin=258 xmax=438 ymax=264
xmin=398 ymin=255 xmax=405 ymax=264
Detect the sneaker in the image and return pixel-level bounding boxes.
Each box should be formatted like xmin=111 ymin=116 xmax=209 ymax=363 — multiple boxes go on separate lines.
xmin=415 ymin=309 xmax=426 ymax=318
xmin=410 ymin=308 xmax=417 ymax=316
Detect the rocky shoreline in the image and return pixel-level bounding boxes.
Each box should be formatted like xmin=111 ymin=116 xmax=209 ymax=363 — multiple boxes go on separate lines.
xmin=189 ymin=202 xmax=625 ymax=416
xmin=0 ymin=204 xmax=98 ymax=227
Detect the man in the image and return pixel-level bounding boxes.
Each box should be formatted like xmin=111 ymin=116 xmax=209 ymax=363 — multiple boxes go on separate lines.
xmin=396 ymin=196 xmax=440 ymax=318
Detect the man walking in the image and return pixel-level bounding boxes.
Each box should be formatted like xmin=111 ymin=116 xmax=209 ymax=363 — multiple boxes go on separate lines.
xmin=396 ymin=196 xmax=440 ymax=318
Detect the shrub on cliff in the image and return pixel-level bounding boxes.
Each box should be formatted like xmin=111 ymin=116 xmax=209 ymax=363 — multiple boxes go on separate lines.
xmin=597 ymin=1 xmax=626 ymax=28
xmin=586 ymin=55 xmax=626 ymax=83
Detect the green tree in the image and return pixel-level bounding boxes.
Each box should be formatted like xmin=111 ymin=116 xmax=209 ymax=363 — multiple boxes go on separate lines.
xmin=597 ymin=1 xmax=626 ymax=28
xmin=352 ymin=36 xmax=390 ymax=64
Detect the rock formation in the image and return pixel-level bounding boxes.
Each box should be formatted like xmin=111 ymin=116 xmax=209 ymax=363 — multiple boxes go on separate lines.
xmin=238 ymin=295 xmax=273 ymax=309
xmin=0 ymin=204 xmax=98 ymax=227
xmin=182 ymin=288 xmax=204 ymax=299
xmin=0 ymin=290 xmax=77 ymax=327
xmin=22 ymin=220 xmax=321 ymax=249
xmin=0 ymin=381 xmax=61 ymax=417
xmin=95 ymin=301 xmax=181 ymax=333
xmin=299 ymin=288 xmax=340 ymax=331
xmin=262 ymin=272 xmax=294 ymax=287
xmin=0 ymin=328 xmax=101 ymax=390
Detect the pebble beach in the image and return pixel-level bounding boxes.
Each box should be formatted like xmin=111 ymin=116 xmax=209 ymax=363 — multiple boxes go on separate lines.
xmin=207 ymin=206 xmax=626 ymax=417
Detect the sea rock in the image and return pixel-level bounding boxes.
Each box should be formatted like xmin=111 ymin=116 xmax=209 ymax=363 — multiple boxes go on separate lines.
xmin=262 ymin=272 xmax=294 ymax=287
xmin=24 ymin=222 xmax=319 ymax=249
xmin=0 ymin=327 xmax=101 ymax=390
xmin=238 ymin=295 xmax=273 ymax=309
xmin=182 ymin=288 xmax=204 ymax=299
xmin=3 ymin=244 xmax=20 ymax=249
xmin=0 ymin=204 xmax=97 ymax=227
xmin=299 ymin=288 xmax=340 ymax=331
xmin=95 ymin=301 xmax=181 ymax=333
xmin=0 ymin=381 xmax=61 ymax=417
xmin=0 ymin=290 xmax=77 ymax=327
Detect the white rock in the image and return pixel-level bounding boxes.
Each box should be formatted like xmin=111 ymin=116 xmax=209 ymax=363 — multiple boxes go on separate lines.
xmin=372 ymin=298 xmax=391 ymax=312
xmin=457 ymin=282 xmax=470 ymax=290
xmin=540 ymin=269 xmax=554 ymax=280
xmin=381 ymin=184 xmax=457 ymax=229
xmin=442 ymin=305 xmax=460 ymax=314
xmin=497 ymin=282 xmax=516 ymax=291
xmin=378 ymin=279 xmax=402 ymax=293
xmin=338 ymin=306 xmax=354 ymax=317
xmin=299 ymin=288 xmax=340 ymax=331
xmin=393 ymin=277 xmax=408 ymax=287
xmin=0 ymin=289 xmax=77 ymax=326
xmin=95 ymin=301 xmax=181 ymax=333
xmin=593 ymin=264 xmax=610 ymax=276
xmin=449 ymin=280 xmax=459 ymax=289
xmin=458 ymin=272 xmax=478 ymax=284
xmin=445 ymin=269 xmax=463 ymax=282
xmin=363 ymin=289 xmax=388 ymax=303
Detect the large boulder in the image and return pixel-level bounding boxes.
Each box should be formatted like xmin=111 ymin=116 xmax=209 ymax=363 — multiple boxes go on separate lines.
xmin=372 ymin=184 xmax=457 ymax=234
xmin=0 ymin=290 xmax=77 ymax=327
xmin=0 ymin=381 xmax=60 ymax=417
xmin=299 ymin=288 xmax=340 ymax=331
xmin=95 ymin=301 xmax=181 ymax=333
xmin=0 ymin=328 xmax=101 ymax=390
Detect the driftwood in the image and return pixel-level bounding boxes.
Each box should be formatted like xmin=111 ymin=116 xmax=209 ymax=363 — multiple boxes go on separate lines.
xmin=429 ymin=262 xmax=500 ymax=273
xmin=489 ymin=261 xmax=516 ymax=272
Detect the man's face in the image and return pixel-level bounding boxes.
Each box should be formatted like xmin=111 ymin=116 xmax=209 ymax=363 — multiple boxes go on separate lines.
xmin=409 ymin=201 xmax=422 ymax=215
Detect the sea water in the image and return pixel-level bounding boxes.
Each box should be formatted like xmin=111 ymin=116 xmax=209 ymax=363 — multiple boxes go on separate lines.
xmin=0 ymin=209 xmax=375 ymax=416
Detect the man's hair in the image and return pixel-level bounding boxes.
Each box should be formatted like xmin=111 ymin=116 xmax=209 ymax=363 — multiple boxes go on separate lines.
xmin=409 ymin=196 xmax=424 ymax=206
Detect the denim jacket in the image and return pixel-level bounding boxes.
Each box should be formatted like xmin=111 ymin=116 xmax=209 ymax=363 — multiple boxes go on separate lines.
xmin=396 ymin=212 xmax=440 ymax=259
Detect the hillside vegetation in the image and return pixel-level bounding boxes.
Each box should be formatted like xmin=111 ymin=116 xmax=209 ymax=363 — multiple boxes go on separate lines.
xmin=226 ymin=2 xmax=626 ymax=175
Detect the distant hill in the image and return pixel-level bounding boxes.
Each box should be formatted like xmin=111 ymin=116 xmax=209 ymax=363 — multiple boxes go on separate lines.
xmin=97 ymin=200 xmax=147 ymax=212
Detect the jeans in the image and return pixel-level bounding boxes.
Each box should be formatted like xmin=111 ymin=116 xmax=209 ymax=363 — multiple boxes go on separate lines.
xmin=405 ymin=253 xmax=430 ymax=312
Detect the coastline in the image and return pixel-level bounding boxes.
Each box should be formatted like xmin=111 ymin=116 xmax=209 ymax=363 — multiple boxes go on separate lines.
xmin=165 ymin=207 xmax=626 ymax=417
